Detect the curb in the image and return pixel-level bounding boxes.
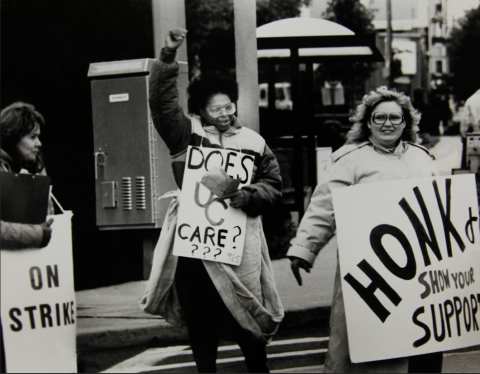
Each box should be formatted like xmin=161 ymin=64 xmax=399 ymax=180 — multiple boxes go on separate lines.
xmin=76 ymin=306 xmax=331 ymax=352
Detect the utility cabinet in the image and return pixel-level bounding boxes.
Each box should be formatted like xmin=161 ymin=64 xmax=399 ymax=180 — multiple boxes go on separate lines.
xmin=88 ymin=58 xmax=188 ymax=230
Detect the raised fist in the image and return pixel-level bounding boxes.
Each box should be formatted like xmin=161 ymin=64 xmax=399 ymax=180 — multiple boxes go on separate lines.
xmin=165 ymin=28 xmax=188 ymax=50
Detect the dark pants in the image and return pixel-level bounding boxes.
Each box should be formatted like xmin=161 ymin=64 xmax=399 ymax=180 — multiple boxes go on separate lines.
xmin=176 ymin=257 xmax=269 ymax=373
xmin=408 ymin=352 xmax=443 ymax=373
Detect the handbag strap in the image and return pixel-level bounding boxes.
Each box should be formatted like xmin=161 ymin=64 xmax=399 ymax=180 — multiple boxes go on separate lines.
xmin=49 ymin=186 xmax=65 ymax=213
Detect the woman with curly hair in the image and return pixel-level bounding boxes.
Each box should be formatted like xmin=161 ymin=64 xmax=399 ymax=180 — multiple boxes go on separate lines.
xmin=287 ymin=86 xmax=441 ymax=372
xmin=142 ymin=29 xmax=284 ymax=373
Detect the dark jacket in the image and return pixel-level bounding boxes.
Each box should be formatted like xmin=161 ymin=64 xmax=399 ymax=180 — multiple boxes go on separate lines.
xmin=148 ymin=48 xmax=282 ymax=217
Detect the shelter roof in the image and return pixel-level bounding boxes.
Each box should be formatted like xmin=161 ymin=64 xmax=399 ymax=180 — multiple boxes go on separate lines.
xmin=256 ymin=17 xmax=384 ymax=63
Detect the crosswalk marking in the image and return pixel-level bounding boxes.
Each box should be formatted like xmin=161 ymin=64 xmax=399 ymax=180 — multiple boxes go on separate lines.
xmin=272 ymin=365 xmax=325 ymax=373
xmin=101 ymin=337 xmax=328 ymax=373
xmin=269 ymin=348 xmax=328 ymax=359
xmin=138 ymin=349 xmax=328 ymax=373
xmin=270 ymin=337 xmax=329 ymax=346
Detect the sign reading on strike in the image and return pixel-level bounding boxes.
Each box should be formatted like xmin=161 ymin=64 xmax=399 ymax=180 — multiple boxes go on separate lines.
xmin=333 ymin=175 xmax=480 ymax=363
xmin=173 ymin=146 xmax=254 ymax=266
xmin=1 ymin=212 xmax=77 ymax=373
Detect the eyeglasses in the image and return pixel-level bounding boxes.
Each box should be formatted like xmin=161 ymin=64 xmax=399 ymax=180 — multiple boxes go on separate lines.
xmin=206 ymin=103 xmax=236 ymax=117
xmin=371 ymin=112 xmax=404 ymax=125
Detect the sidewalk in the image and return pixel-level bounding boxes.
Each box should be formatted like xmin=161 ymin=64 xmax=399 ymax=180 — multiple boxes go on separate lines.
xmin=76 ymin=238 xmax=338 ymax=352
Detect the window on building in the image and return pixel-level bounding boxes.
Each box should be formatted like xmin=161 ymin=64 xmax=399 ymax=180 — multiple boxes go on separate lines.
xmin=436 ymin=60 xmax=443 ymax=73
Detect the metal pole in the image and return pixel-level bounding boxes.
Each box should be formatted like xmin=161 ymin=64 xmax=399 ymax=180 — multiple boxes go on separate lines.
xmin=233 ymin=0 xmax=260 ymax=132
xmin=147 ymin=0 xmax=188 ymax=280
xmin=306 ymin=63 xmax=317 ymax=189
xmin=290 ymin=47 xmax=304 ymax=217
xmin=385 ymin=0 xmax=393 ymax=87
xmin=267 ymin=61 xmax=276 ymax=147
xmin=152 ymin=0 xmax=187 ymax=61
xmin=151 ymin=0 xmax=188 ymax=107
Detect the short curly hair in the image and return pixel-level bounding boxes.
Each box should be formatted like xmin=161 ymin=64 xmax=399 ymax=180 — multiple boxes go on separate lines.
xmin=346 ymin=86 xmax=421 ymax=144
xmin=187 ymin=72 xmax=239 ymax=116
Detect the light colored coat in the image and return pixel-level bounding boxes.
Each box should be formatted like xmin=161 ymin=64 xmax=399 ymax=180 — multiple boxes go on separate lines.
xmin=287 ymin=140 xmax=437 ymax=373
xmin=461 ymin=88 xmax=480 ymax=136
xmin=140 ymin=193 xmax=284 ymax=343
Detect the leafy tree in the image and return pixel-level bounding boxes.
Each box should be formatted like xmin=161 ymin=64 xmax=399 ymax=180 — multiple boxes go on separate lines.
xmin=323 ymin=0 xmax=374 ymax=34
xmin=185 ymin=0 xmax=235 ymax=74
xmin=318 ymin=0 xmax=376 ymax=83
xmin=257 ymin=0 xmax=310 ymax=27
xmin=185 ymin=0 xmax=309 ymax=74
xmin=447 ymin=5 xmax=480 ymax=102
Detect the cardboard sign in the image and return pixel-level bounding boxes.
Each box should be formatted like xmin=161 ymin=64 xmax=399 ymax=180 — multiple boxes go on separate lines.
xmin=173 ymin=146 xmax=254 ymax=266
xmin=333 ymin=175 xmax=480 ymax=363
xmin=1 ymin=212 xmax=77 ymax=373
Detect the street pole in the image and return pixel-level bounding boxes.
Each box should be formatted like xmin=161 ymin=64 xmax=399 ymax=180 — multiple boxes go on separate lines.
xmin=385 ymin=0 xmax=393 ymax=87
xmin=290 ymin=47 xmax=305 ymax=217
xmin=145 ymin=0 xmax=188 ymax=280
xmin=151 ymin=0 xmax=188 ymax=107
xmin=233 ymin=0 xmax=260 ymax=133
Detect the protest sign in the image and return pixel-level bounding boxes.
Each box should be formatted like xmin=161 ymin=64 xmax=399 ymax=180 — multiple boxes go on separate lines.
xmin=333 ymin=174 xmax=480 ymax=363
xmin=173 ymin=146 xmax=254 ymax=266
xmin=1 ymin=212 xmax=77 ymax=373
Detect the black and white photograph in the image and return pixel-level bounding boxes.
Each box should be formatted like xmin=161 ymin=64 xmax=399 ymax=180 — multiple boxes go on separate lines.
xmin=1 ymin=0 xmax=480 ymax=372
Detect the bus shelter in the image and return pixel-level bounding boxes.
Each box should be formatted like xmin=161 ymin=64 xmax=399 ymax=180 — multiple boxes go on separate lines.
xmin=257 ymin=18 xmax=384 ymax=216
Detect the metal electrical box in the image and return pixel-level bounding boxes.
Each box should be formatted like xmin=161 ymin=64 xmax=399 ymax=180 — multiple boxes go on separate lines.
xmin=88 ymin=59 xmax=187 ymax=230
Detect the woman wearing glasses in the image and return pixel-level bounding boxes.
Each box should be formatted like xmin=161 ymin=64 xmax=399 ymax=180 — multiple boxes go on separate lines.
xmin=144 ymin=29 xmax=283 ymax=373
xmin=288 ymin=86 xmax=440 ymax=373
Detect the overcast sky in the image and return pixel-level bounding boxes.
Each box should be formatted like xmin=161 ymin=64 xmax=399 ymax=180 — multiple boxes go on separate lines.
xmin=447 ymin=0 xmax=479 ymax=25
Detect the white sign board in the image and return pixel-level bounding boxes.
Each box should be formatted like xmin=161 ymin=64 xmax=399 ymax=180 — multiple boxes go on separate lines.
xmin=392 ymin=38 xmax=417 ymax=75
xmin=1 ymin=212 xmax=77 ymax=373
xmin=333 ymin=175 xmax=480 ymax=363
xmin=173 ymin=146 xmax=254 ymax=266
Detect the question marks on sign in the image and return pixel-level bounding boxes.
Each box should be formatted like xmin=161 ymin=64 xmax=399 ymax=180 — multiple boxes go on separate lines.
xmin=203 ymin=247 xmax=211 ymax=257
xmin=191 ymin=244 xmax=198 ymax=256
xmin=184 ymin=223 xmax=242 ymax=263
xmin=232 ymin=226 xmax=241 ymax=248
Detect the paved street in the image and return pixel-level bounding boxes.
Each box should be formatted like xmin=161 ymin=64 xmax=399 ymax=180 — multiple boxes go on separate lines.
xmin=101 ymin=336 xmax=329 ymax=373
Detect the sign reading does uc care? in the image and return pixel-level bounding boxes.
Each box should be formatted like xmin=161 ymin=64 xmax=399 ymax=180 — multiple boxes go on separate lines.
xmin=173 ymin=146 xmax=254 ymax=266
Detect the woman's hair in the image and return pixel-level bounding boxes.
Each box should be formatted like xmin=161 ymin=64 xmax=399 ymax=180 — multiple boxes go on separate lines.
xmin=187 ymin=72 xmax=239 ymax=116
xmin=346 ymin=86 xmax=421 ymax=144
xmin=0 ymin=102 xmax=45 ymax=173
